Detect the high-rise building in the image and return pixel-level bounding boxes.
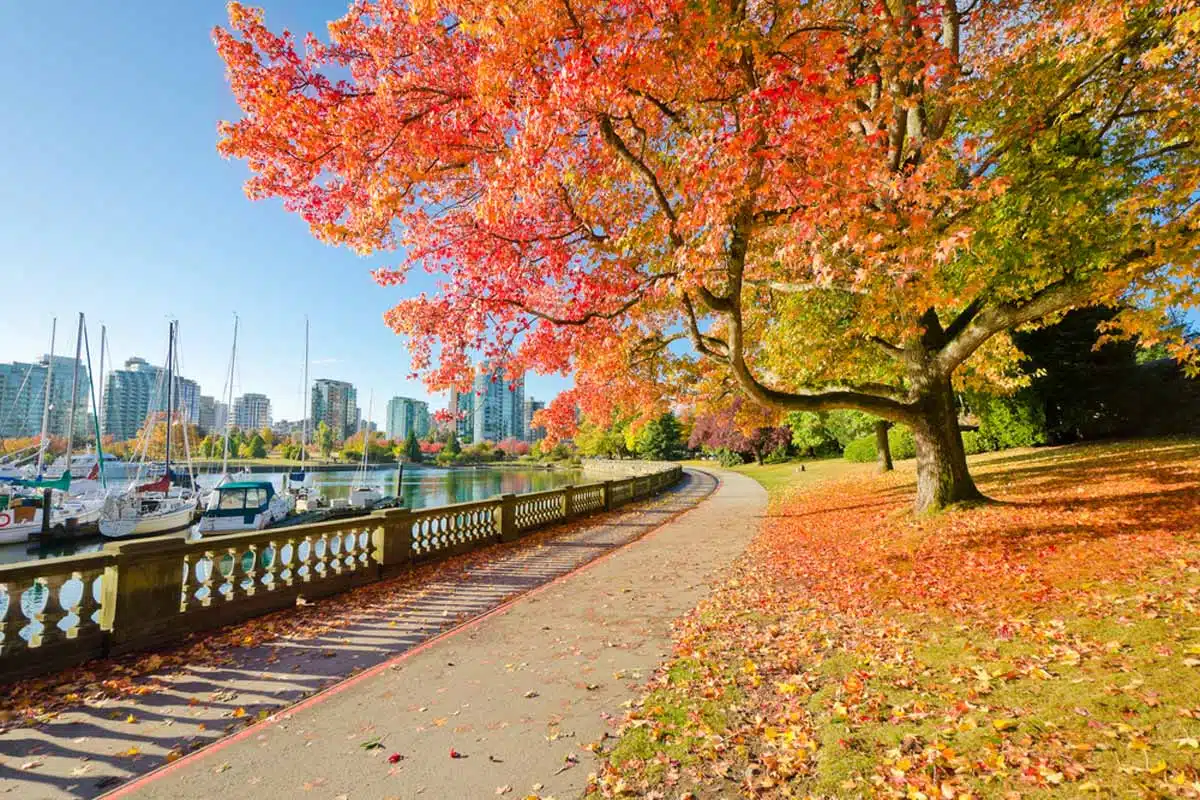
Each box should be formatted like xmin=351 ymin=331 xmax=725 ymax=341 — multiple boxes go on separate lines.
xmin=197 ymin=395 xmax=216 ymax=435
xmin=386 ymin=396 xmax=431 ymax=440
xmin=447 ymin=388 xmax=473 ymax=440
xmin=523 ymin=398 xmax=546 ymax=442
xmin=310 ymin=379 xmax=358 ymax=442
xmin=213 ymin=401 xmax=229 ymax=436
xmin=472 ymin=364 xmax=524 ymax=443
xmin=103 ymin=357 xmax=200 ymax=443
xmin=176 ymin=378 xmax=201 ymax=427
xmin=0 ymin=354 xmax=90 ymax=440
xmin=232 ymin=393 xmax=272 ymax=431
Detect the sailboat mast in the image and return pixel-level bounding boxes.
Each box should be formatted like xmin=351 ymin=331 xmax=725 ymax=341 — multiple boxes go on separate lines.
xmin=35 ymin=318 xmax=57 ymax=476
xmin=220 ymin=315 xmax=238 ymax=473
xmin=83 ymin=323 xmax=107 ymax=488
xmin=64 ymin=312 xmax=84 ymax=469
xmin=361 ymin=391 xmax=372 ymax=474
xmin=97 ymin=324 xmax=106 ymax=436
xmin=164 ymin=321 xmax=175 ymax=478
xmin=301 ymin=317 xmax=309 ymax=464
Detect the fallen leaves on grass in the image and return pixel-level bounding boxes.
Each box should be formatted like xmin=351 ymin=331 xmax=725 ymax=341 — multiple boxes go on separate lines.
xmin=593 ymin=440 xmax=1200 ymax=798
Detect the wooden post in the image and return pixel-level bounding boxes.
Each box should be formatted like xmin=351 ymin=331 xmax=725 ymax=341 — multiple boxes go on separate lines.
xmin=41 ymin=488 xmax=53 ymax=534
xmin=602 ymin=480 xmax=614 ymax=511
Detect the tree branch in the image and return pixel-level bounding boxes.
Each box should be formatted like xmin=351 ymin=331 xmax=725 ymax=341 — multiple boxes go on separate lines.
xmin=597 ymin=114 xmax=682 ymax=248
xmin=744 ymin=278 xmax=867 ymax=295
xmin=932 ymin=251 xmax=1152 ymax=375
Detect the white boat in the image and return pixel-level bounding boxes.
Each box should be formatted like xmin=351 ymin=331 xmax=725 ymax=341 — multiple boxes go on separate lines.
xmin=347 ymin=390 xmax=382 ymax=509
xmin=0 ymin=488 xmax=105 ymax=543
xmin=100 ymin=488 xmax=198 ymax=537
xmin=99 ymin=320 xmax=199 ymax=538
xmin=292 ymin=484 xmax=326 ymax=513
xmin=193 ymin=480 xmax=294 ymax=534
xmin=285 ymin=318 xmax=325 ymax=511
xmin=46 ymin=451 xmax=122 ymax=479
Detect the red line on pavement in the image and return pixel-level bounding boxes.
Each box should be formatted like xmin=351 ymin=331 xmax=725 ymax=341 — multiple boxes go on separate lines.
xmin=104 ymin=470 xmax=720 ymax=798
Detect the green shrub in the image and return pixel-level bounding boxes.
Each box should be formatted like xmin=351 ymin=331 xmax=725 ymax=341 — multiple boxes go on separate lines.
xmin=960 ymin=430 xmax=989 ymax=455
xmin=843 ymin=436 xmax=876 ymax=463
xmin=889 ymin=426 xmax=916 ymax=460
xmin=763 ymin=445 xmax=791 ymax=465
xmin=843 ymin=425 xmax=917 ymax=462
xmin=713 ymin=448 xmax=744 ymax=467
xmin=973 ymin=390 xmax=1048 ymax=450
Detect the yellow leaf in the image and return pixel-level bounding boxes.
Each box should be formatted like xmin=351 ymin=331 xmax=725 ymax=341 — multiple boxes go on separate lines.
xmin=119 ymin=746 xmax=140 ymax=758
xmin=125 ymin=714 xmax=137 ymax=724
xmin=992 ymin=718 xmax=1019 ymax=732
xmin=232 ymin=707 xmax=247 ymax=719
xmin=164 ymin=750 xmax=183 ymax=763
xmin=1149 ymin=760 xmax=1168 ymax=775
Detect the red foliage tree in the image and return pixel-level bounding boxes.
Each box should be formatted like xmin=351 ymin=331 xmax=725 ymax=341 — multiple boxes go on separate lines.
xmin=215 ymin=1 xmax=1199 ymax=510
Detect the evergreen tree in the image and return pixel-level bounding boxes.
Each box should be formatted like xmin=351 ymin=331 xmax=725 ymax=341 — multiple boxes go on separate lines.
xmin=404 ymin=430 xmax=422 ymax=463
xmin=635 ymin=413 xmax=683 ymax=460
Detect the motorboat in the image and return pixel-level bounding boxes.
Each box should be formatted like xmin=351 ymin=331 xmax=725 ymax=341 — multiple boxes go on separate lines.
xmin=193 ymin=480 xmax=294 ymax=534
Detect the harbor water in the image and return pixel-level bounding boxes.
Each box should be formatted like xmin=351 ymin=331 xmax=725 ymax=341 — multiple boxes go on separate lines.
xmin=0 ymin=465 xmax=580 ymax=566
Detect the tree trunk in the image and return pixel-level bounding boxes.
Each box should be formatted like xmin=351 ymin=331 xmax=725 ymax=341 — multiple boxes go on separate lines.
xmin=874 ymin=420 xmax=893 ymax=472
xmin=911 ymin=378 xmax=983 ymax=513
xmin=754 ymin=448 xmax=764 ymax=465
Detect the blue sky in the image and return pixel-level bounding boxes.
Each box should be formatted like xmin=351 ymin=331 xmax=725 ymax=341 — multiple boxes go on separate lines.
xmin=0 ymin=1 xmax=572 ymax=424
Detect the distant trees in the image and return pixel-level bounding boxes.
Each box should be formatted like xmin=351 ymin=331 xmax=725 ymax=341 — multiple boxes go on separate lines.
xmin=403 ymin=431 xmax=422 ymax=463
xmin=690 ymin=403 xmax=791 ymax=465
xmin=316 ymin=421 xmax=334 ymax=459
xmin=240 ymin=433 xmax=268 ymax=459
xmin=634 ymin=413 xmax=684 ymax=461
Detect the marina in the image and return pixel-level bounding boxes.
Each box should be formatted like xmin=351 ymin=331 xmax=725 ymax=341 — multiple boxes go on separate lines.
xmin=0 ymin=464 xmax=579 ymax=565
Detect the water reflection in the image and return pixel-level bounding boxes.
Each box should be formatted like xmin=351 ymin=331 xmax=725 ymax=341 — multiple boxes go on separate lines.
xmin=0 ymin=466 xmax=579 ymax=565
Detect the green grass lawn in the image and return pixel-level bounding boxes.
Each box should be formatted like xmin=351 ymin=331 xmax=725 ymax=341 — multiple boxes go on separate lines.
xmin=683 ymin=456 xmax=871 ymax=500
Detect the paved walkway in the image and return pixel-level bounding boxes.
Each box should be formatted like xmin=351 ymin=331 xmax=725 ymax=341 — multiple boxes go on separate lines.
xmin=0 ymin=469 xmax=765 ymax=799
xmin=111 ymin=468 xmax=763 ymax=799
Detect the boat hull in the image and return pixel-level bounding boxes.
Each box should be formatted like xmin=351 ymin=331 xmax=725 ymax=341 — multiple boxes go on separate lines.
xmin=100 ymin=501 xmax=197 ymax=538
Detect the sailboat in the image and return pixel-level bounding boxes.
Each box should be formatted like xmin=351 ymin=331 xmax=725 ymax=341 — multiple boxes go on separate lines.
xmin=99 ymin=321 xmax=199 ymax=538
xmin=346 ymin=391 xmax=382 ymax=509
xmin=0 ymin=315 xmax=106 ymax=541
xmin=286 ymin=318 xmax=326 ymax=512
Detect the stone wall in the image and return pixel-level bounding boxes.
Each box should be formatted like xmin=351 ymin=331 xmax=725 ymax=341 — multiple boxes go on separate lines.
xmin=580 ymin=459 xmax=679 ymax=478
xmin=0 ymin=465 xmax=683 ymax=683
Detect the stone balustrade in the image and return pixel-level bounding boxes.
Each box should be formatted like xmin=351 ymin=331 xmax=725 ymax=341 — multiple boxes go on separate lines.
xmin=0 ymin=465 xmax=682 ymax=682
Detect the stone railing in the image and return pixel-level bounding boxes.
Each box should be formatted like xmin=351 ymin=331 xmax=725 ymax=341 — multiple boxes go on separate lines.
xmin=0 ymin=465 xmax=682 ymax=682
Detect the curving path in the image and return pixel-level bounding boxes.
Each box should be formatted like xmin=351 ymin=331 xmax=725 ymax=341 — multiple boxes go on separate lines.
xmin=112 ymin=468 xmax=764 ymax=799
xmin=0 ymin=468 xmax=767 ymax=799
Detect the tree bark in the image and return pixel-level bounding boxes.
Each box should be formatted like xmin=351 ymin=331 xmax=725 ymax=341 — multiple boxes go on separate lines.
xmin=874 ymin=420 xmax=893 ymax=472
xmin=910 ymin=377 xmax=983 ymax=512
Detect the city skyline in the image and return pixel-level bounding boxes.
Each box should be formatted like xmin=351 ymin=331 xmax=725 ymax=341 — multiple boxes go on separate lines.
xmin=0 ymin=3 xmax=573 ymax=426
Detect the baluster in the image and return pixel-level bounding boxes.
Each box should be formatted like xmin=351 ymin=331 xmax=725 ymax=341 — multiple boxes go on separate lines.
xmin=179 ymin=554 xmax=192 ymax=612
xmin=262 ymin=539 xmax=279 ymax=589
xmin=0 ymin=580 xmax=25 ymax=659
xmin=35 ymin=577 xmax=59 ymax=648
xmin=78 ymin=569 xmax=103 ymax=631
xmin=241 ymin=544 xmax=258 ymax=597
xmin=279 ymin=538 xmax=296 ymax=587
xmin=300 ymin=536 xmax=315 ymax=583
xmin=19 ymin=578 xmax=50 ymax=649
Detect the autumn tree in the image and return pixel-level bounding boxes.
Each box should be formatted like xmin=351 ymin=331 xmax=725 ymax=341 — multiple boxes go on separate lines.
xmin=216 ymin=0 xmax=1199 ymax=511
xmin=316 ymin=421 xmax=334 ymax=459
